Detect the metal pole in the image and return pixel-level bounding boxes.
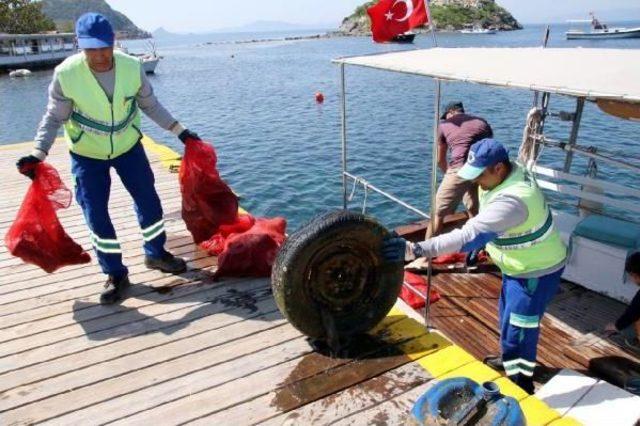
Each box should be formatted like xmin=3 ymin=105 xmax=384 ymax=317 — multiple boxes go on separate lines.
xmin=424 ymin=0 xmax=438 ymax=47
xmin=425 ymin=79 xmax=441 ymax=329
xmin=533 ymin=25 xmax=551 ymax=107
xmin=340 ymin=63 xmax=348 ymax=210
xmin=563 ymin=98 xmax=585 ymax=173
xmin=423 ymin=0 xmax=439 ymax=330
xmin=343 ymin=173 xmax=431 ymax=219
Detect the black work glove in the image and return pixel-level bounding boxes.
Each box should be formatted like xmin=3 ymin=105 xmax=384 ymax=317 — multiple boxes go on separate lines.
xmin=16 ymin=155 xmax=41 ymax=180
xmin=178 ymin=129 xmax=199 ymax=144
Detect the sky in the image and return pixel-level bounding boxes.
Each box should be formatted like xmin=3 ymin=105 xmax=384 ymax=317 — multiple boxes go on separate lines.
xmin=105 ymin=0 xmax=640 ymax=33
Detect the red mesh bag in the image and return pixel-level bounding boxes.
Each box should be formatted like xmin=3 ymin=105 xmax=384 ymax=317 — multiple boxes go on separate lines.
xmin=432 ymin=252 xmax=467 ymax=265
xmin=400 ymin=271 xmax=441 ymax=310
xmin=4 ymin=163 xmax=91 ymax=273
xmin=179 ymin=138 xmax=239 ymax=243
xmin=211 ymin=217 xmax=287 ymax=279
xmin=200 ymin=214 xmax=255 ymax=256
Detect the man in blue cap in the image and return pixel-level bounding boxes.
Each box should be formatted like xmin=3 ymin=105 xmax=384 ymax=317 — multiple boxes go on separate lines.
xmin=383 ymin=138 xmax=568 ymax=394
xmin=15 ymin=13 xmax=200 ymax=305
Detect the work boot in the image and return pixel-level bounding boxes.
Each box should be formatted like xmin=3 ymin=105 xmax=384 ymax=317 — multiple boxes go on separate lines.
xmin=145 ymin=252 xmax=187 ymax=274
xmin=100 ymin=275 xmax=130 ymax=305
xmin=515 ymin=376 xmax=535 ymax=395
xmin=483 ymin=354 xmax=505 ymax=371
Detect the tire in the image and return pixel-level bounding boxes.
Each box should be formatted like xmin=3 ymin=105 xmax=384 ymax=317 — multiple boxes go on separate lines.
xmin=271 ymin=210 xmax=404 ymax=340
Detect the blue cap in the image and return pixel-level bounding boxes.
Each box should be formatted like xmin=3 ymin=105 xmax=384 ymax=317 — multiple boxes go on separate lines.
xmin=76 ymin=13 xmax=114 ymax=49
xmin=457 ymin=138 xmax=510 ymax=180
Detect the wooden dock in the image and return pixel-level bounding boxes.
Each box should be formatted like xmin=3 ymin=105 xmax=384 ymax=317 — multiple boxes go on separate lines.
xmin=0 ymin=137 xmax=628 ymax=425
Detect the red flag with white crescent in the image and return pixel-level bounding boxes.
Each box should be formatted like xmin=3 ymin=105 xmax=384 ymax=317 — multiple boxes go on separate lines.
xmin=367 ymin=0 xmax=429 ymax=43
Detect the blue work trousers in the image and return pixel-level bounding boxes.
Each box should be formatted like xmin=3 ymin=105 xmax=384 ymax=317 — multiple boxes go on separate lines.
xmin=71 ymin=142 xmax=167 ymax=279
xmin=499 ymin=268 xmax=564 ymax=386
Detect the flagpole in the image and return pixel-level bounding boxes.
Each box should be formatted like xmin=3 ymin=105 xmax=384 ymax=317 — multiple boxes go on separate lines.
xmin=424 ymin=0 xmax=439 ymax=331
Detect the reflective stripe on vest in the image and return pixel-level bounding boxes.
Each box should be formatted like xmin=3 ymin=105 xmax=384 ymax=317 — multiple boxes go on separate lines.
xmin=492 ymin=209 xmax=554 ymax=250
xmin=70 ymin=98 xmax=138 ymax=136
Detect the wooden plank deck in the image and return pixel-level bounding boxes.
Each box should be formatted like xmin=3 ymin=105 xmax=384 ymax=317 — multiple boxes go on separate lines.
xmin=0 ymin=137 xmax=581 ymax=425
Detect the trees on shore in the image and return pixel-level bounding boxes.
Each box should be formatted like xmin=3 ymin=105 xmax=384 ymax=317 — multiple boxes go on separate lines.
xmin=0 ymin=0 xmax=56 ymax=34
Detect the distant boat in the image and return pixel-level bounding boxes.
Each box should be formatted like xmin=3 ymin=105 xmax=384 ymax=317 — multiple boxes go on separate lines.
xmin=459 ymin=26 xmax=497 ymax=34
xmin=0 ymin=33 xmax=76 ymax=71
xmin=135 ymin=54 xmax=160 ymax=74
xmin=116 ymin=40 xmax=161 ymax=74
xmin=566 ymin=13 xmax=640 ymax=39
xmin=391 ymin=32 xmax=416 ymax=44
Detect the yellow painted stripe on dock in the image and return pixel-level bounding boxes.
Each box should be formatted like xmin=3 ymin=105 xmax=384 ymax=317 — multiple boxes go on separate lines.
xmin=494 ymin=377 xmax=529 ymax=401
xmin=438 ymin=360 xmax=502 ymax=383
xmin=385 ymin=307 xmax=569 ymax=424
xmin=416 ymin=344 xmax=476 ymax=377
xmin=141 ymin=135 xmax=182 ymax=171
xmin=519 ymin=396 xmax=562 ymax=425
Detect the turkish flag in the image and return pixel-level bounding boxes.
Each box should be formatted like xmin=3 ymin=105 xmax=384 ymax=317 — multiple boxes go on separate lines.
xmin=367 ymin=0 xmax=429 ymax=43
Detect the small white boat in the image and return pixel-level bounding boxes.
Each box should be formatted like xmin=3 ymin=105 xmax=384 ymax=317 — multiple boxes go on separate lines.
xmin=566 ymin=13 xmax=640 ymax=40
xmin=137 ymin=54 xmax=159 ymax=73
xmin=8 ymin=69 xmax=31 ymax=77
xmin=459 ymin=25 xmax=496 ymax=34
xmin=116 ymin=41 xmax=161 ymax=74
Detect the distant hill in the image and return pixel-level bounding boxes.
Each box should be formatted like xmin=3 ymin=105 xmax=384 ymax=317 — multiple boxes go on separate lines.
xmin=40 ymin=0 xmax=150 ymax=39
xmin=339 ymin=0 xmax=522 ymax=35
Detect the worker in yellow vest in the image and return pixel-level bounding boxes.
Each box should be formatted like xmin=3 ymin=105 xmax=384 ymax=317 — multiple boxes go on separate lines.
xmin=383 ymin=138 xmax=568 ymax=394
xmin=16 ymin=13 xmax=199 ymax=305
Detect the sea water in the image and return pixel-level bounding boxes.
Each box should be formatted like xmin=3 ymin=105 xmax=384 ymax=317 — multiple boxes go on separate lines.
xmin=1 ymin=23 xmax=639 ymax=230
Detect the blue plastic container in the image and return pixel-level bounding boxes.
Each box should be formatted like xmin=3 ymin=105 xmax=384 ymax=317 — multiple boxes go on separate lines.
xmin=409 ymin=377 xmax=525 ymax=425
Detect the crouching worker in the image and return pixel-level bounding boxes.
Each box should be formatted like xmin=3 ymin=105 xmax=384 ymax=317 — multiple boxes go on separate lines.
xmin=15 ymin=13 xmax=200 ymax=305
xmin=383 ymin=138 xmax=568 ymax=394
xmin=605 ymin=252 xmax=640 ymax=352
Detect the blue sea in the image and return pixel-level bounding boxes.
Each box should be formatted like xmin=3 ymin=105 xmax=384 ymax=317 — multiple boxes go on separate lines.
xmin=2 ymin=23 xmax=639 ymax=231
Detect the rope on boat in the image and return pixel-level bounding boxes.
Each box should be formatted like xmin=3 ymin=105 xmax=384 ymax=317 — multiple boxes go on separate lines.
xmin=518 ymin=107 xmax=543 ymax=168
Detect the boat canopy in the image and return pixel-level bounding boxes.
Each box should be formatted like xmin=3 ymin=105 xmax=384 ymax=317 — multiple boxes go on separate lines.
xmin=333 ymin=48 xmax=640 ymax=103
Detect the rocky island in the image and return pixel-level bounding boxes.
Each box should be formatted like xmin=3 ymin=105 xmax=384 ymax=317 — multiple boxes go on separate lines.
xmin=338 ymin=0 xmax=522 ymax=35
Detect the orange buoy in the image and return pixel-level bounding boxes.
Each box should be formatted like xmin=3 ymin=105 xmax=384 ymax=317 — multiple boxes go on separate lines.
xmin=315 ymin=91 xmax=324 ymax=104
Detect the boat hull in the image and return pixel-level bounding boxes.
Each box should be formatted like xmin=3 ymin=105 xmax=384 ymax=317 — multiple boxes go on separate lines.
xmin=391 ymin=33 xmax=416 ymax=44
xmin=0 ymin=50 xmax=74 ymax=71
xmin=566 ymin=27 xmax=640 ymax=39
xmin=142 ymin=58 xmax=159 ymax=74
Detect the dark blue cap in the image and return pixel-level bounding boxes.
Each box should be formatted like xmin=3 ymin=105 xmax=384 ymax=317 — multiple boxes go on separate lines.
xmin=76 ymin=13 xmax=114 ymax=49
xmin=457 ymin=138 xmax=510 ymax=180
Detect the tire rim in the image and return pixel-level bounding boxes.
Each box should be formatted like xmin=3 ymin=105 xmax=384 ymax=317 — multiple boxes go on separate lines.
xmin=304 ymin=237 xmax=379 ymax=311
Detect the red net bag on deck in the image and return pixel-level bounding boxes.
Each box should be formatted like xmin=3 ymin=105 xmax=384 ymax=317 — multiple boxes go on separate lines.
xmin=4 ymin=163 xmax=91 ymax=273
xmin=179 ymin=137 xmax=288 ymax=278
xmin=179 ymin=138 xmax=239 ymax=244
xmin=400 ymin=271 xmax=441 ymax=310
xmin=208 ymin=217 xmax=287 ymax=279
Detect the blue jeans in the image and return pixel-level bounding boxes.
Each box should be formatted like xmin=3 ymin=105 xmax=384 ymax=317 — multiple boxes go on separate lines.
xmin=71 ymin=142 xmax=167 ymax=279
